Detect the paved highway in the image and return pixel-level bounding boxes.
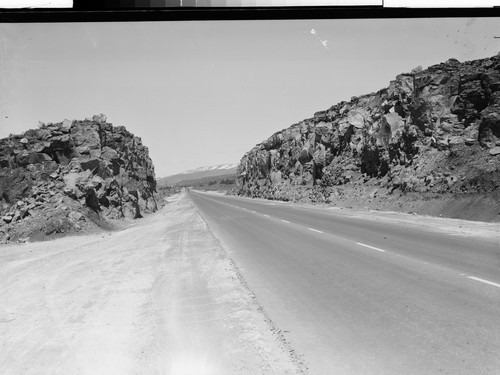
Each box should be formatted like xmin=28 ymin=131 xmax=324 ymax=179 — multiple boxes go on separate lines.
xmin=189 ymin=191 xmax=500 ymax=375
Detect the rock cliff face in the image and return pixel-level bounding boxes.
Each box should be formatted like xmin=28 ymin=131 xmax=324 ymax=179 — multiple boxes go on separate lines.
xmin=0 ymin=115 xmax=159 ymax=242
xmin=237 ymin=55 xmax=500 ymax=221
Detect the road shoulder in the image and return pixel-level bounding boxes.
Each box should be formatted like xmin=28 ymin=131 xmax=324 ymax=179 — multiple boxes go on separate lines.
xmin=0 ymin=192 xmax=303 ymax=374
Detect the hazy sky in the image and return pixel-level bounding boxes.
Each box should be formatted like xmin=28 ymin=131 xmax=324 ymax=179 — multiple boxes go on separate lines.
xmin=1 ymin=18 xmax=499 ymax=177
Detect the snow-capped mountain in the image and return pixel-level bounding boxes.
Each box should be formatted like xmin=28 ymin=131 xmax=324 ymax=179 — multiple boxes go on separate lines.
xmin=158 ymin=163 xmax=238 ymax=186
xmin=180 ymin=163 xmax=238 ymax=174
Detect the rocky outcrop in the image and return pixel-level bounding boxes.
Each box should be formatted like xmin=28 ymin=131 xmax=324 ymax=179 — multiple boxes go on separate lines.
xmin=237 ymin=55 xmax=500 ymax=221
xmin=0 ymin=115 xmax=159 ymax=242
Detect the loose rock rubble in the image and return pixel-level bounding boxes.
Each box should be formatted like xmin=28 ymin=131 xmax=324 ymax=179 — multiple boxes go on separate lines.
xmin=0 ymin=114 xmax=160 ymax=243
xmin=237 ymin=54 xmax=500 ymax=221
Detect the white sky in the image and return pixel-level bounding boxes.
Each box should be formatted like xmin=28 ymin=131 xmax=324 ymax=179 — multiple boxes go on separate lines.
xmin=1 ymin=18 xmax=499 ymax=177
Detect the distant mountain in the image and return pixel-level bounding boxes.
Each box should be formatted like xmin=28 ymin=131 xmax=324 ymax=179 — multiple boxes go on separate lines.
xmin=158 ymin=163 xmax=238 ymax=186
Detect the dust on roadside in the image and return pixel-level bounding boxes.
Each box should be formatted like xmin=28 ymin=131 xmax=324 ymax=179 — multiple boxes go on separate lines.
xmin=139 ymin=192 xmax=306 ymax=374
xmin=0 ymin=192 xmax=305 ymax=375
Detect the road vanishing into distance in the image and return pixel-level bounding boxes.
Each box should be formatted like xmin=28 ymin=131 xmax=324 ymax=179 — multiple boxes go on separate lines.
xmin=189 ymin=191 xmax=500 ymax=375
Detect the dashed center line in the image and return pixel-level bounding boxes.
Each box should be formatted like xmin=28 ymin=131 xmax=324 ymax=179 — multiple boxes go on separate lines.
xmin=308 ymin=228 xmax=323 ymax=234
xmin=205 ymin=196 xmax=500 ymax=293
xmin=467 ymin=276 xmax=500 ymax=288
xmin=356 ymin=242 xmax=386 ymax=253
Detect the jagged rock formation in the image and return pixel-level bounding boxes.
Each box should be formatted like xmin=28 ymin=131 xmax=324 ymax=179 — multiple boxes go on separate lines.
xmin=237 ymin=55 xmax=500 ymax=221
xmin=0 ymin=115 xmax=159 ymax=242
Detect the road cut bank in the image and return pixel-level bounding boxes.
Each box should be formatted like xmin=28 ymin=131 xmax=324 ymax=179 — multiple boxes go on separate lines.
xmin=0 ymin=193 xmax=302 ymax=375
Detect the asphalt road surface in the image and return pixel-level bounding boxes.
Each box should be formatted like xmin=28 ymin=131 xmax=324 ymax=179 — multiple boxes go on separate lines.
xmin=189 ymin=191 xmax=500 ymax=375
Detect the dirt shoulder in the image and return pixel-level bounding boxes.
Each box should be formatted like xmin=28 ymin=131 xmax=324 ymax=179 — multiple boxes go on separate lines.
xmin=0 ymin=193 xmax=302 ymax=375
xmin=226 ymin=193 xmax=500 ymax=240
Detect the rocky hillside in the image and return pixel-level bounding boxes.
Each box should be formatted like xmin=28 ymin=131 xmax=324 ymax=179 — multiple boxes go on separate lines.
xmin=0 ymin=115 xmax=159 ymax=243
xmin=237 ymin=55 xmax=500 ymax=222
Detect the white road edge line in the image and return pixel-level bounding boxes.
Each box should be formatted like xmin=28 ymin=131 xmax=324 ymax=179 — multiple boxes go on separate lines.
xmin=281 ymin=219 xmax=290 ymax=223
xmin=308 ymin=228 xmax=323 ymax=233
xmin=356 ymin=242 xmax=386 ymax=253
xmin=467 ymin=276 xmax=500 ymax=288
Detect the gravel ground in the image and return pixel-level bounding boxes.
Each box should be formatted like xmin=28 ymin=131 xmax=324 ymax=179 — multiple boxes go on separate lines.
xmin=0 ymin=192 xmax=302 ymax=375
